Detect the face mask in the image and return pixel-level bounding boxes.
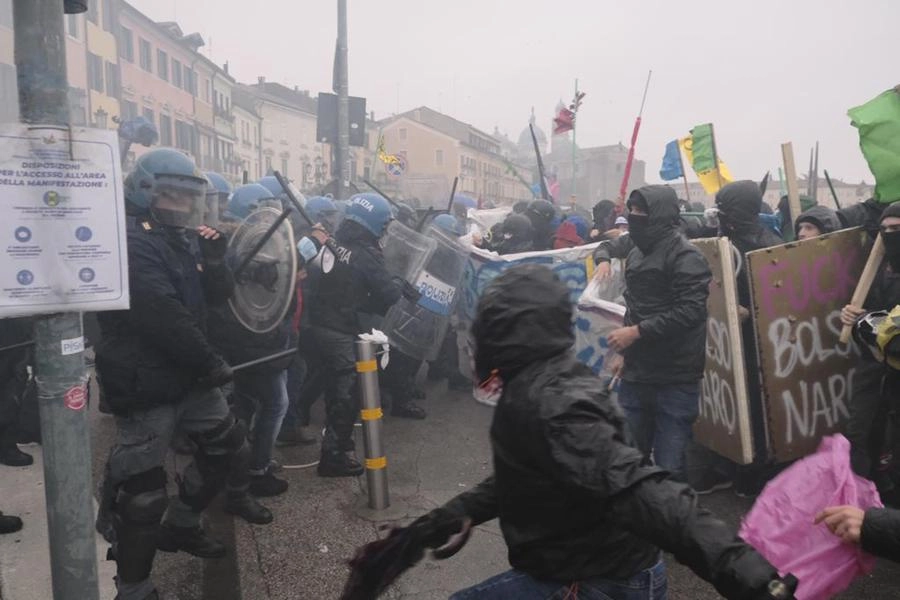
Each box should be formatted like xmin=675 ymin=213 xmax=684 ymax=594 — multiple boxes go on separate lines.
xmin=883 ymin=229 xmax=900 ymax=271
xmin=627 ymin=213 xmax=651 ymax=249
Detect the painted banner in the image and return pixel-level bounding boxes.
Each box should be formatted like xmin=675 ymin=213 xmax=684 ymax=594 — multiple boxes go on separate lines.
xmin=747 ymin=228 xmax=867 ymax=461
xmin=692 ymin=238 xmax=754 ymax=464
xmin=574 ymin=272 xmax=627 ymax=381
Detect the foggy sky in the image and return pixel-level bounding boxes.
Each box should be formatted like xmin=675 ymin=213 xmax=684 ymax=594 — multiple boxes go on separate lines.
xmin=132 ymin=0 xmax=897 ymax=185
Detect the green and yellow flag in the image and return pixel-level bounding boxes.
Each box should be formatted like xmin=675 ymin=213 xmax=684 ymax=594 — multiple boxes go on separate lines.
xmin=848 ymin=87 xmax=900 ymax=203
xmin=679 ymin=123 xmax=733 ymax=194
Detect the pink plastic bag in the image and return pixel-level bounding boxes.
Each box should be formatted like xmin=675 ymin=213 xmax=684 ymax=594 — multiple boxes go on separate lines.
xmin=739 ymin=434 xmax=882 ymax=600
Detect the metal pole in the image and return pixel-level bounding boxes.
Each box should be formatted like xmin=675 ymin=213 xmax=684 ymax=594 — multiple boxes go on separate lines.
xmin=355 ymin=340 xmax=389 ymax=510
xmin=335 ymin=0 xmax=350 ymax=200
xmin=12 ymin=2 xmax=100 ymax=598
xmin=571 ymin=78 xmax=577 ymax=203
xmin=824 ymin=169 xmax=842 ymax=210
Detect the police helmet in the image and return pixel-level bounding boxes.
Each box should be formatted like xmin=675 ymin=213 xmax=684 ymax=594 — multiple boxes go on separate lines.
xmin=432 ymin=213 xmax=464 ymax=236
xmin=124 ymin=148 xmax=208 ymax=228
xmin=346 ymin=193 xmax=393 ymax=238
xmin=228 ymin=183 xmax=276 ymax=221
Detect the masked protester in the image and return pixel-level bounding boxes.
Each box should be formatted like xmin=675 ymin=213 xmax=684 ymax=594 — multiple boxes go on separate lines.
xmin=592 ymin=186 xmax=711 ymax=483
xmin=794 ymin=205 xmax=841 ymax=241
xmin=306 ymin=193 xmax=410 ymax=476
xmin=393 ymin=265 xmax=795 ymax=600
xmin=525 ymin=199 xmax=557 ymax=251
xmin=94 ymin=149 xmax=267 ymax=600
xmin=842 ymin=203 xmax=900 ymax=499
xmin=495 ymin=213 xmax=534 ymax=255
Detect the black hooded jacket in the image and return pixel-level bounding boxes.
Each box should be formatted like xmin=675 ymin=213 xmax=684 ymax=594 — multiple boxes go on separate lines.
xmin=593 ymin=186 xmax=711 ymax=384
xmin=795 ymin=205 xmax=841 ymax=237
xmin=440 ymin=264 xmax=781 ymax=598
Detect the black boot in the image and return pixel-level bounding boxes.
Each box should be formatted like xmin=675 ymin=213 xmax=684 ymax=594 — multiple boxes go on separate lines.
xmin=249 ymin=472 xmax=289 ymax=497
xmin=224 ymin=492 xmax=273 ymax=524
xmin=0 ymin=445 xmax=33 ymax=467
xmin=156 ymin=523 xmax=226 ymax=558
xmin=0 ymin=512 xmax=23 ymax=534
xmin=391 ymin=401 xmax=427 ymax=420
xmin=317 ymin=451 xmax=364 ymax=477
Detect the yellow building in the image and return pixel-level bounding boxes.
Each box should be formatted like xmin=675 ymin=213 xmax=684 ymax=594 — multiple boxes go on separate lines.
xmin=377 ymin=106 xmax=533 ymax=207
xmin=84 ymin=0 xmax=121 ymax=127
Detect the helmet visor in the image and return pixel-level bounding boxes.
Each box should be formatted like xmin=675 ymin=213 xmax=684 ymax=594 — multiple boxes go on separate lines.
xmin=150 ymin=174 xmax=208 ymax=228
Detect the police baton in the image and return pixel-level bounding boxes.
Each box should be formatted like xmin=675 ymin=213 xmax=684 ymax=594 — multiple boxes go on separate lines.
xmin=272 ymin=171 xmax=341 ymax=262
xmin=362 ymin=179 xmax=400 ymax=210
xmin=230 ymin=348 xmax=298 ymax=373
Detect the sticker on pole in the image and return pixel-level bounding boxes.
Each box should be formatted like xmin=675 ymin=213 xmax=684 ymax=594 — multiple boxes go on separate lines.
xmin=64 ymin=384 xmax=87 ymax=411
xmin=0 ymin=124 xmax=129 ymax=318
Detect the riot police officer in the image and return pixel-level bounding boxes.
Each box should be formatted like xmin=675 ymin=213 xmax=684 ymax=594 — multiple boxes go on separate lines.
xmin=306 ymin=193 xmax=407 ymax=476
xmin=95 ymin=149 xmax=269 ymax=600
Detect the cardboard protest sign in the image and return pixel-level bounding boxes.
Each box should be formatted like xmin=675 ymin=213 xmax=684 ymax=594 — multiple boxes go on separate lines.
xmin=747 ymin=228 xmax=867 ymax=461
xmin=692 ymin=238 xmax=754 ymax=465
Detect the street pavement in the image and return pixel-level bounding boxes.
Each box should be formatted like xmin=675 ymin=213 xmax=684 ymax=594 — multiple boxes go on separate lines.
xmin=2 ymin=374 xmax=900 ymax=599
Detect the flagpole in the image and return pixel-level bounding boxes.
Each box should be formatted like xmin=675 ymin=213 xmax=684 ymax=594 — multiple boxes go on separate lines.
xmin=676 ymin=144 xmax=692 ymax=203
xmin=617 ymin=70 xmax=652 ymax=209
xmin=571 ymin=78 xmax=578 ymax=205
xmin=530 ymin=123 xmax=551 ymax=201
xmin=709 ymin=122 xmax=723 ymax=189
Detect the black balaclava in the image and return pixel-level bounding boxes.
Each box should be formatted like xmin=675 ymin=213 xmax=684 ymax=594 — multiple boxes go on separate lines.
xmin=882 ymin=202 xmax=900 ymax=272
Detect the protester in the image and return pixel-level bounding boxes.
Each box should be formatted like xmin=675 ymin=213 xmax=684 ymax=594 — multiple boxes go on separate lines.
xmin=524 ymin=199 xmax=557 ymax=251
xmin=394 ymin=264 xmax=795 ymax=600
xmin=615 ymin=215 xmax=629 ymax=232
xmin=842 ymin=203 xmax=900 ymax=499
xmin=593 ymin=185 xmax=711 ymax=483
xmin=494 ymin=213 xmax=534 ymax=255
xmin=795 ymin=205 xmax=842 ymax=240
xmin=94 ymin=149 xmax=268 ymax=600
xmin=816 ymin=505 xmax=900 ymax=562
xmin=776 ymin=194 xmax=817 ymax=241
xmin=552 ymin=216 xmax=586 ymax=249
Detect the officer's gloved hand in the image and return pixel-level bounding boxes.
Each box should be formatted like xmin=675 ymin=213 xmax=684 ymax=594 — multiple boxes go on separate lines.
xmin=753 ymin=574 xmax=798 ymax=600
xmin=396 ymin=278 xmax=421 ymax=303
xmin=198 ymin=357 xmax=233 ymax=389
xmin=408 ymin=507 xmax=472 ymax=559
xmin=197 ymin=227 xmax=228 ymax=264
xmin=247 ymin=261 xmax=279 ymax=291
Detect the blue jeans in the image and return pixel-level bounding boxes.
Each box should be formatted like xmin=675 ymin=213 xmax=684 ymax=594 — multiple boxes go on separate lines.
xmin=618 ymin=381 xmax=699 ymax=482
xmin=451 ymin=559 xmax=667 ymax=600
xmin=232 ymin=369 xmax=289 ymax=474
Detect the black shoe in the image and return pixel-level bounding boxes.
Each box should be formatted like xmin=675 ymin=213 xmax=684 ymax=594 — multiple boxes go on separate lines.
xmin=391 ymin=401 xmax=427 ymax=420
xmin=0 ymin=512 xmax=23 ymax=534
xmin=156 ymin=523 xmax=226 ymax=558
xmin=249 ymin=472 xmax=289 ymax=498
xmin=225 ymin=493 xmax=273 ymax=524
xmin=692 ymin=471 xmax=733 ymax=496
xmin=317 ymin=452 xmax=364 ymax=477
xmin=114 ymin=589 xmax=159 ymax=600
xmin=0 ymin=446 xmax=33 ymax=467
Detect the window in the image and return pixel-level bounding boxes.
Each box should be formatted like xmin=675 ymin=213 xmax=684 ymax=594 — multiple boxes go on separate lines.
xmin=104 ymin=61 xmax=120 ymax=98
xmin=156 ymin=50 xmax=168 ymax=81
xmin=142 ymin=107 xmax=154 ymax=125
xmin=204 ymin=79 xmax=211 ymax=102
xmin=139 ymin=39 xmax=152 ymax=72
xmin=281 ymin=158 xmax=288 ymax=177
xmin=86 ymin=0 xmax=98 ymax=23
xmin=184 ymin=69 xmax=196 ymax=96
xmin=435 ymin=149 xmax=443 ymax=167
xmin=175 ymin=120 xmax=196 ymax=154
xmin=159 ymin=114 xmax=172 ymax=146
xmin=265 ymin=155 xmax=272 ymax=172
xmin=171 ymin=59 xmax=182 ymax=89
xmin=120 ymin=100 xmax=137 ymax=121
xmin=67 ymin=87 xmax=87 ymax=126
xmin=119 ymin=27 xmax=134 ymax=62
xmin=87 ymin=53 xmax=103 ymax=92
xmin=101 ymin=0 xmax=114 ymax=32
xmin=66 ymin=15 xmax=79 ymax=38
xmin=399 ymin=128 xmax=407 ymax=141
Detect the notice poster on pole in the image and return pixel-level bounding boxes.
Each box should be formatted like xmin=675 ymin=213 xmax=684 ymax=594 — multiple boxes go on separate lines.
xmin=0 ymin=124 xmax=129 ymax=317
xmin=692 ymin=237 xmax=754 ymax=464
xmin=747 ymin=228 xmax=867 ymax=461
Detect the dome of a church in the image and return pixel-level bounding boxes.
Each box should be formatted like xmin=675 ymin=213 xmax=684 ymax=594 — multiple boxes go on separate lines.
xmin=517 ymin=108 xmax=547 ymax=150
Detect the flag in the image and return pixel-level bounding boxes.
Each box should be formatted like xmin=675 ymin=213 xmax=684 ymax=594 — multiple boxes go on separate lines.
xmin=848 ymin=87 xmax=900 ymax=203
xmin=659 ymin=140 xmax=684 ymax=181
xmin=689 ymin=123 xmax=717 ymax=172
xmin=376 ymin=134 xmax=401 ymax=166
xmin=679 ymin=133 xmax=733 ymax=194
xmin=553 ymin=104 xmax=575 ymax=135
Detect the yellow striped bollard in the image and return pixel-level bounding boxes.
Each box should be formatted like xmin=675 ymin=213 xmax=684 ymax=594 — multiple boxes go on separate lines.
xmin=355 ymin=340 xmax=389 ymax=509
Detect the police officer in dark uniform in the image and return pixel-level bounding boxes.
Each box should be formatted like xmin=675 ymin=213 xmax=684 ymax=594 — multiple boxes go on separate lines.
xmin=94 ymin=149 xmax=269 ymax=600
xmin=307 ymin=193 xmax=405 ymax=477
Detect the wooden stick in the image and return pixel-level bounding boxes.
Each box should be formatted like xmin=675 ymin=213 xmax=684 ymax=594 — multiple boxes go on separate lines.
xmin=840 ymin=234 xmax=885 ymax=344
xmin=781 ymin=143 xmax=803 ymax=230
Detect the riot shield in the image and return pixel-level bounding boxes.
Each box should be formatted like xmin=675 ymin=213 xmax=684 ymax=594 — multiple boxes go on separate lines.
xmin=382 ymin=225 xmax=469 ymax=361
xmin=227 ymin=206 xmax=297 ymax=334
xmin=380 ymin=220 xmax=436 ymax=282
